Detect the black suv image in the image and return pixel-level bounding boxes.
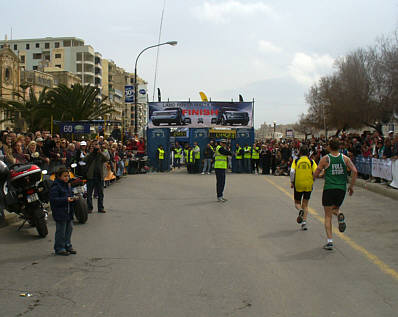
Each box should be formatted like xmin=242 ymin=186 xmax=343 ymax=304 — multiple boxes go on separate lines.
xmin=151 ymin=107 xmax=191 ymax=126
xmin=211 ymin=107 xmax=250 ymax=126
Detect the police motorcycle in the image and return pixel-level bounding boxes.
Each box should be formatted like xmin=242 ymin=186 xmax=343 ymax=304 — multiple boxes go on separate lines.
xmin=0 ymin=161 xmax=49 ymax=237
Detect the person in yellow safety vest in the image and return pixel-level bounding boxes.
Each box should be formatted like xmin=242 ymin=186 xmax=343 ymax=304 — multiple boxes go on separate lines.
xmin=214 ymin=139 xmax=232 ymax=202
xmin=234 ymin=143 xmax=244 ymax=173
xmin=186 ymin=146 xmax=195 ymax=174
xmin=193 ymin=142 xmax=201 ymax=173
xmin=243 ymin=145 xmax=252 ymax=173
xmin=251 ymin=143 xmax=260 ymax=174
xmin=157 ymin=145 xmax=165 ymax=172
xmin=173 ymin=142 xmax=183 ymax=169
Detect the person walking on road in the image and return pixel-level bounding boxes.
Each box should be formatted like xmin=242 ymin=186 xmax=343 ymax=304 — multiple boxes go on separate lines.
xmin=314 ymin=138 xmax=358 ymax=250
xmin=84 ymin=140 xmax=110 ymax=213
xmin=214 ymin=140 xmax=232 ymax=202
xmin=290 ymin=146 xmax=317 ymax=231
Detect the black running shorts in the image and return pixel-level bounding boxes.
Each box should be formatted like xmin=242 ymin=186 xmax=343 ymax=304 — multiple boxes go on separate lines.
xmin=322 ymin=189 xmax=346 ymax=207
xmin=294 ymin=188 xmax=312 ymax=201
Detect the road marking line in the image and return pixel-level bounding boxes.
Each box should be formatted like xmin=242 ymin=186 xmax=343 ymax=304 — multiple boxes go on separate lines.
xmin=264 ymin=176 xmax=398 ymax=282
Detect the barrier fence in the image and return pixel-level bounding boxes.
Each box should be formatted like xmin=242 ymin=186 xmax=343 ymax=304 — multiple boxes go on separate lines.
xmin=354 ymin=155 xmax=398 ymax=188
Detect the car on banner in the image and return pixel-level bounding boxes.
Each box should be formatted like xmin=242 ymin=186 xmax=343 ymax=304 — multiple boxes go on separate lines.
xmin=151 ymin=107 xmax=191 ymax=126
xmin=211 ymin=107 xmax=250 ymax=126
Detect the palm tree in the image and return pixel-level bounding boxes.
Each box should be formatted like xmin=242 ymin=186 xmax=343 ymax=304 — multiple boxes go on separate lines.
xmin=46 ymin=84 xmax=114 ymax=121
xmin=0 ymin=85 xmax=50 ymax=131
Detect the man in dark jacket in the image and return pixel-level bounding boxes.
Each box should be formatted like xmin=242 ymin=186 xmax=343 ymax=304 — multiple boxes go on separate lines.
xmin=84 ymin=140 xmax=110 ymax=213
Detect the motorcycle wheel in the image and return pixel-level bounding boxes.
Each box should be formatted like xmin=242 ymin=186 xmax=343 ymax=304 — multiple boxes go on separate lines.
xmin=75 ymin=197 xmax=88 ymax=224
xmin=33 ymin=208 xmax=48 ymax=238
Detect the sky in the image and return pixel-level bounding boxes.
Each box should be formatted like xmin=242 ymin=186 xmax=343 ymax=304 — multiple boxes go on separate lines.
xmin=1 ymin=0 xmax=398 ymax=128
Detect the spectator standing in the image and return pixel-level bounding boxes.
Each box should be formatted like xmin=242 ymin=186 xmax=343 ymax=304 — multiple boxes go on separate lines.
xmin=202 ymin=143 xmax=214 ymax=174
xmin=84 ymin=140 xmax=110 ymax=213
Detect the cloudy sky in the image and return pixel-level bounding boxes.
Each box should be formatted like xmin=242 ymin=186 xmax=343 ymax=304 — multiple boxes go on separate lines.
xmin=1 ymin=0 xmax=397 ymax=127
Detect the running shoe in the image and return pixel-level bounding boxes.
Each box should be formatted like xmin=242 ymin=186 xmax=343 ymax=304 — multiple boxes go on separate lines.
xmin=323 ymin=242 xmax=334 ymax=250
xmin=296 ymin=210 xmax=304 ymax=224
xmin=301 ymin=223 xmax=308 ymax=231
xmin=338 ymin=213 xmax=346 ymax=232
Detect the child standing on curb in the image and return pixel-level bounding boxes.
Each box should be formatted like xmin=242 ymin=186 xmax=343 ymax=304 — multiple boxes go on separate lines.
xmin=50 ymin=166 xmax=77 ymax=256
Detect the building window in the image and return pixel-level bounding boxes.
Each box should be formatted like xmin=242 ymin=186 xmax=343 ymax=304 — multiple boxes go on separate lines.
xmin=4 ymin=68 xmax=11 ymax=81
xmin=55 ymin=53 xmax=62 ymax=59
xmin=33 ymin=53 xmax=42 ymax=59
xmin=63 ymin=40 xmax=71 ymax=47
xmin=20 ymin=55 xmax=25 ymax=63
xmin=45 ymin=43 xmax=50 ymax=49
xmin=33 ymin=66 xmax=38 ymax=70
xmin=35 ymin=43 xmax=40 ymax=48
xmin=55 ymin=64 xmax=62 ymax=68
xmin=44 ymin=55 xmax=50 ymax=61
xmin=26 ymin=43 xmax=30 ymax=50
xmin=130 ymin=78 xmax=134 ymax=84
xmin=55 ymin=42 xmax=60 ymax=48
xmin=14 ymin=44 xmax=17 ymax=50
xmin=0 ymin=45 xmax=3 ymax=49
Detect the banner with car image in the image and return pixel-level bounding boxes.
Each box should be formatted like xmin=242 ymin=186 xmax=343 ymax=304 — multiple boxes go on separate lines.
xmin=147 ymin=101 xmax=254 ymax=128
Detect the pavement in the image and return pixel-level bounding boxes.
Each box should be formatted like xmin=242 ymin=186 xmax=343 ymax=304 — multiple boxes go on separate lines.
xmin=0 ymin=171 xmax=397 ymax=316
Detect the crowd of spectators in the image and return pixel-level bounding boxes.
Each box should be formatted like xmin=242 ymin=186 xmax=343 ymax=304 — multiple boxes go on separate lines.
xmin=0 ymin=129 xmax=148 ymax=180
xmin=252 ymin=130 xmax=398 ymax=178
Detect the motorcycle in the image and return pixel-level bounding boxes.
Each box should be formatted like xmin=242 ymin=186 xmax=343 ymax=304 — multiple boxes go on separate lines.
xmin=0 ymin=161 xmax=49 ymax=237
xmin=69 ymin=163 xmax=88 ymax=224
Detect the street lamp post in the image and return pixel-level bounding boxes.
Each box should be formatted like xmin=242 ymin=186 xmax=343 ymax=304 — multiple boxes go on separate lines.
xmin=133 ymin=41 xmax=178 ymax=135
xmin=273 ymin=121 xmax=276 ymax=139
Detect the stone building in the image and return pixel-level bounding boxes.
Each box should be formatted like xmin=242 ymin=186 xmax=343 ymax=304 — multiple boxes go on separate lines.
xmin=0 ymin=41 xmax=20 ymax=130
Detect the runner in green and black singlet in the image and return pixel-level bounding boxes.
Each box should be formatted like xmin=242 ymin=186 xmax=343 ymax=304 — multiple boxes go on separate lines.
xmin=314 ymin=138 xmax=357 ymax=250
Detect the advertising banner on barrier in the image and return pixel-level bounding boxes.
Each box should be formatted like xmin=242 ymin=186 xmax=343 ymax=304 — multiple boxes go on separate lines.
xmin=355 ymin=156 xmax=372 ymax=176
xmin=390 ymin=160 xmax=398 ymax=189
xmin=148 ymin=101 xmax=253 ymax=129
xmin=371 ymin=158 xmax=392 ymax=181
xmin=59 ymin=122 xmax=90 ymax=134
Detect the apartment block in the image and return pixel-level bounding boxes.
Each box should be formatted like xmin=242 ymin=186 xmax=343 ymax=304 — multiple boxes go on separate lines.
xmin=0 ymin=37 xmax=102 ymax=91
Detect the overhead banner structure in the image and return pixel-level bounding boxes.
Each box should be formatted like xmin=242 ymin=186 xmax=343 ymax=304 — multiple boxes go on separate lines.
xmin=148 ymin=101 xmax=253 ymax=129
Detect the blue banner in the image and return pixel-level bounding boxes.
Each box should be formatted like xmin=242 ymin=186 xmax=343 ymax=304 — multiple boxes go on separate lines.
xmin=59 ymin=123 xmax=90 ymax=134
xmin=125 ymin=85 xmax=134 ymax=103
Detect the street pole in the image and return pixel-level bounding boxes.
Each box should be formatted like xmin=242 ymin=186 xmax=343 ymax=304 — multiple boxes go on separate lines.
xmin=134 ymin=41 xmax=178 ymax=135
xmin=273 ymin=121 xmax=276 ymax=139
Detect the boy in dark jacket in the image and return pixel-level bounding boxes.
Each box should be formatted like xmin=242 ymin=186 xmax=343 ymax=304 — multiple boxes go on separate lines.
xmin=50 ymin=166 xmax=77 ymax=256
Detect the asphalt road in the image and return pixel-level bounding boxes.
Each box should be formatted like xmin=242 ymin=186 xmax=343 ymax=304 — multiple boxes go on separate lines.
xmin=0 ymin=171 xmax=397 ymax=317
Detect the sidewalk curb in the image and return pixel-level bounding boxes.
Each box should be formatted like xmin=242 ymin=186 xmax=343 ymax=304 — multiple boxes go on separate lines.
xmin=0 ymin=212 xmax=21 ymax=228
xmin=352 ymin=177 xmax=398 ymax=201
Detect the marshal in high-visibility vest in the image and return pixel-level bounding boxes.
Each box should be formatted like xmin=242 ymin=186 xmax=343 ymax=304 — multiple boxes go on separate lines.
xmin=194 ymin=145 xmax=200 ymax=160
xmin=158 ymin=148 xmax=165 ymax=160
xmin=244 ymin=146 xmax=252 ymax=159
xmin=214 ymin=145 xmax=228 ymax=169
xmin=251 ymin=146 xmax=260 ymax=160
xmin=236 ymin=146 xmax=243 ymax=160
xmin=174 ymin=148 xmax=182 ymax=158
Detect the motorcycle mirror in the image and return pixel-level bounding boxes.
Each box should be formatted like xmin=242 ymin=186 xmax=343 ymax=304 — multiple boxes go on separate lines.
xmin=71 ymin=163 xmax=77 ymax=168
xmin=42 ymin=170 xmax=48 ymax=175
